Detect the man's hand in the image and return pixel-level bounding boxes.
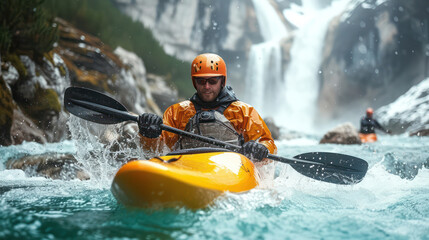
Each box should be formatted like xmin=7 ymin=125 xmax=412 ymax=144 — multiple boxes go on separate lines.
xmin=138 ymin=113 xmax=162 ymax=138
xmin=241 ymin=140 xmax=269 ymax=162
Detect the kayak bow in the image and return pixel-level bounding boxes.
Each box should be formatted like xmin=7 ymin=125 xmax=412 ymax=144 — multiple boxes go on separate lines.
xmin=111 ymin=149 xmax=259 ymax=209
xmin=359 ymin=133 xmax=377 ymax=143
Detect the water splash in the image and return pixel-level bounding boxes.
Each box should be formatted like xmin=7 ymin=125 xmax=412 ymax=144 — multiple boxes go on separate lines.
xmin=67 ymin=116 xmax=143 ymax=188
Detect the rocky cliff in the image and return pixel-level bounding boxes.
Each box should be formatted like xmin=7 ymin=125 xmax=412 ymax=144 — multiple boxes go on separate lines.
xmin=0 ymin=18 xmax=176 ymax=146
xmin=113 ymin=0 xmax=265 ymax=87
xmin=115 ymin=0 xmax=429 ymax=134
xmin=318 ymin=0 xmax=429 ymax=124
xmin=376 ymin=78 xmax=429 ymax=135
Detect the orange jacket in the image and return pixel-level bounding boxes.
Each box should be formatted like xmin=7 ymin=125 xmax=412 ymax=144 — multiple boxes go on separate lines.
xmin=140 ymin=100 xmax=277 ymax=155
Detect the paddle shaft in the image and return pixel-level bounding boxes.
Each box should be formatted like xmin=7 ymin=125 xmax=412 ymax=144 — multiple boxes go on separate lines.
xmin=162 ymin=124 xmax=322 ymax=165
xmin=70 ymin=98 xmax=321 ymax=165
xmin=65 ymin=87 xmax=369 ymax=184
xmin=70 ymin=99 xmax=323 ymax=165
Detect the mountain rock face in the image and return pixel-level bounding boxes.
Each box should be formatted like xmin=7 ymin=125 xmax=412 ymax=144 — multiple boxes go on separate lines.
xmin=376 ymin=78 xmax=429 ymax=135
xmin=318 ymin=0 xmax=429 ymax=123
xmin=113 ymin=0 xmax=263 ymax=85
xmin=115 ymin=0 xmax=429 ymax=133
xmin=0 ymin=18 xmax=174 ymax=146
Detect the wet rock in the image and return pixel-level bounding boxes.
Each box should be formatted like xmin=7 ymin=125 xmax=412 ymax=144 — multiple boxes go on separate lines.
xmin=1 ymin=17 xmax=156 ymax=146
xmin=1 ymin=42 xmax=69 ymax=145
xmin=264 ymin=117 xmax=280 ymax=140
xmin=147 ymin=73 xmax=179 ymax=113
xmin=10 ymin=108 xmax=47 ymax=145
xmin=56 ymin=18 xmax=149 ymax=115
xmin=6 ymin=153 xmax=90 ymax=181
xmin=0 ymin=76 xmax=14 ymax=146
xmin=319 ymin=122 xmax=361 ymax=145
xmin=409 ymin=128 xmax=429 ymax=137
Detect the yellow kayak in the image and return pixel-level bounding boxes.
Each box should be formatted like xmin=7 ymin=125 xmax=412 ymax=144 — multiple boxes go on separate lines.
xmin=111 ymin=148 xmax=260 ymax=209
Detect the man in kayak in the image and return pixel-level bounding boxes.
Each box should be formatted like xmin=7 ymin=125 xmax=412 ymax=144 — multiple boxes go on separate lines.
xmin=359 ymin=108 xmax=389 ymax=135
xmin=137 ymin=53 xmax=277 ymax=163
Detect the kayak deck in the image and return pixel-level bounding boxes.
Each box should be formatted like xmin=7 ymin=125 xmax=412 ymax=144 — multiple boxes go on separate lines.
xmin=111 ymin=149 xmax=259 ymax=209
xmin=359 ymin=133 xmax=377 ymax=143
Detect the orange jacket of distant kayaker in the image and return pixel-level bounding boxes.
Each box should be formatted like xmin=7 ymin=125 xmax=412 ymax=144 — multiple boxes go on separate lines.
xmin=139 ymin=100 xmax=277 ymax=155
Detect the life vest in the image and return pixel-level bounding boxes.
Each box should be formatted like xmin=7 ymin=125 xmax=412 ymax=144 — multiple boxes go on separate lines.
xmin=178 ymin=87 xmax=244 ymax=149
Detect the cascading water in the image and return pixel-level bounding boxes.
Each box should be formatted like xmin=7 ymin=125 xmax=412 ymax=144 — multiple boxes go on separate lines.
xmin=282 ymin=0 xmax=350 ymax=133
xmin=245 ymin=0 xmax=349 ymax=133
xmin=243 ymin=0 xmax=287 ymax=115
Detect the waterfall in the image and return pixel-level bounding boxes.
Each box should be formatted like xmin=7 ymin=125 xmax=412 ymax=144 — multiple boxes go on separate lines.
xmin=245 ymin=0 xmax=349 ymax=133
xmin=281 ymin=1 xmax=349 ymax=133
xmin=243 ymin=0 xmax=287 ymax=115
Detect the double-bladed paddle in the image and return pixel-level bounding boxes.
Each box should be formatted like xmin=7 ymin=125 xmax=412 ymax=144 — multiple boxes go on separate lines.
xmin=64 ymin=87 xmax=368 ymax=185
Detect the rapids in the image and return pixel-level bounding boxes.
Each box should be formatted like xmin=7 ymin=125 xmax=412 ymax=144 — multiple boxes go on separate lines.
xmin=1 ymin=133 xmax=428 ymax=239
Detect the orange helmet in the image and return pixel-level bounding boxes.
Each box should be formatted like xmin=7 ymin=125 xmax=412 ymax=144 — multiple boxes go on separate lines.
xmin=366 ymin=108 xmax=373 ymax=117
xmin=191 ymin=53 xmax=227 ymax=88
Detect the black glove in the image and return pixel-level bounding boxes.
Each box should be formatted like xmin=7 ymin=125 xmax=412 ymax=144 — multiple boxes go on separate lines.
xmin=241 ymin=140 xmax=269 ymax=162
xmin=138 ymin=113 xmax=162 ymax=138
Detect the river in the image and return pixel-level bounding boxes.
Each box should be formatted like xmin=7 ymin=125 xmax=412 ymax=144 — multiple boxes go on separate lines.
xmin=1 ymin=132 xmax=428 ymax=239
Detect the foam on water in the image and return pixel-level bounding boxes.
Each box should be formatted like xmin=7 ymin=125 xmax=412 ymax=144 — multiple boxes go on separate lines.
xmin=0 ymin=133 xmax=428 ymax=239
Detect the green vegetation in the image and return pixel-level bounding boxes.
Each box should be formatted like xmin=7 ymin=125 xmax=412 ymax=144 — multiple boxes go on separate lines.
xmin=0 ymin=76 xmax=14 ymax=145
xmin=18 ymin=84 xmax=61 ymax=123
xmin=0 ymin=0 xmax=58 ymax=61
xmin=42 ymin=0 xmax=193 ymax=97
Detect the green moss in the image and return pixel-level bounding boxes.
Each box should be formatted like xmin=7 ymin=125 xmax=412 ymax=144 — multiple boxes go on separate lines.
xmin=4 ymin=53 xmax=27 ymax=78
xmin=0 ymin=76 xmax=14 ymax=126
xmin=0 ymin=76 xmax=14 ymax=145
xmin=43 ymin=52 xmax=55 ymax=65
xmin=0 ymin=0 xmax=59 ymax=60
xmin=58 ymin=65 xmax=66 ymax=76
xmin=19 ymin=84 xmax=61 ymax=121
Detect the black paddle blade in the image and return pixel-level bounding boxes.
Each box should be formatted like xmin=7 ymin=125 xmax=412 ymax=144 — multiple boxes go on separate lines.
xmin=290 ymin=152 xmax=368 ymax=185
xmin=64 ymin=87 xmax=132 ymax=124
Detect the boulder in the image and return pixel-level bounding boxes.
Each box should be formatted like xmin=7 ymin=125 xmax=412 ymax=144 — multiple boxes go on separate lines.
xmin=5 ymin=153 xmax=90 ymax=181
xmin=264 ymin=117 xmax=280 ymax=140
xmin=409 ymin=127 xmax=429 ymax=137
xmin=10 ymin=108 xmax=47 ymax=145
xmin=320 ymin=122 xmax=361 ymax=145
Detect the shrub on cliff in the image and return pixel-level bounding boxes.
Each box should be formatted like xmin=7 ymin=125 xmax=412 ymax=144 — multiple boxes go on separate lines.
xmin=0 ymin=0 xmax=58 ymax=61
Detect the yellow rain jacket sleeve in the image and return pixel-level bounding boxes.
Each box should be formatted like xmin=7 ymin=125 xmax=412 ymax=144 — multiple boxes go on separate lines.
xmin=139 ymin=100 xmax=277 ymax=155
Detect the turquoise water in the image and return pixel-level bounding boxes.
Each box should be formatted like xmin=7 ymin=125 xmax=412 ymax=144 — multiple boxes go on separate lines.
xmin=1 ymin=134 xmax=429 ymax=239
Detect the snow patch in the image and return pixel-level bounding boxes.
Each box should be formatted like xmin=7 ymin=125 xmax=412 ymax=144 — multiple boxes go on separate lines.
xmin=377 ymin=78 xmax=429 ymax=133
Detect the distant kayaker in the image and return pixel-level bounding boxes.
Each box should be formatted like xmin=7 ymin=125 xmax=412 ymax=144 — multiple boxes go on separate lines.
xmin=137 ymin=53 xmax=277 ymax=163
xmin=359 ymin=107 xmax=389 ymax=135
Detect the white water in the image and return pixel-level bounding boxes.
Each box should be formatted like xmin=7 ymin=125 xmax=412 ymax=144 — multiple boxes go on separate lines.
xmin=2 ymin=134 xmax=428 ymax=239
xmin=245 ymin=0 xmax=350 ymax=134
xmin=244 ymin=0 xmax=288 ymax=115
